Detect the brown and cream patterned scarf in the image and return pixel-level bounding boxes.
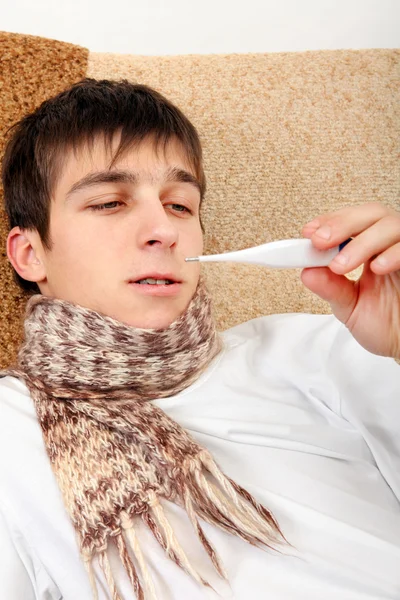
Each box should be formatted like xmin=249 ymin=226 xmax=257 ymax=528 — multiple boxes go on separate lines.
xmin=1 ymin=278 xmax=287 ymax=599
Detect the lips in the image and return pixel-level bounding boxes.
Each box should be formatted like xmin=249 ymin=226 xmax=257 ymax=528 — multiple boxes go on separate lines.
xmin=128 ymin=275 xmax=182 ymax=297
xmin=130 ymin=273 xmax=182 ymax=284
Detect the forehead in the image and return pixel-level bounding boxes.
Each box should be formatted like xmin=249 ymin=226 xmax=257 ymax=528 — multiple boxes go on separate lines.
xmin=53 ymin=134 xmax=195 ymax=199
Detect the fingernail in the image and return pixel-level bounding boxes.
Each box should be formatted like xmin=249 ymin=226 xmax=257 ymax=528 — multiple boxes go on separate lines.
xmin=374 ymin=256 xmax=388 ymax=267
xmin=334 ymin=252 xmax=349 ymax=265
xmin=304 ymin=219 xmax=320 ymax=228
xmin=315 ymin=225 xmax=331 ymax=240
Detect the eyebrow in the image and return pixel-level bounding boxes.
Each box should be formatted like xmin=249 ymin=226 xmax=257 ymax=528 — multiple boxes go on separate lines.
xmin=65 ymin=167 xmax=202 ymax=201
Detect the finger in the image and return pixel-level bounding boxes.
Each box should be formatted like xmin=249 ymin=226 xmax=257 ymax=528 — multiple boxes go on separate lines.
xmin=300 ymin=267 xmax=357 ymax=326
xmin=302 ymin=202 xmax=395 ymax=238
xmin=327 ymin=215 xmax=400 ymax=275
xmin=302 ymin=215 xmax=336 ymax=236
xmin=370 ymin=240 xmax=400 ymax=274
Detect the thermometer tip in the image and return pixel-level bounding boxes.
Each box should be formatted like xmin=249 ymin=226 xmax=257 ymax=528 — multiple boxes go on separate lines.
xmin=185 ymin=257 xmax=200 ymax=262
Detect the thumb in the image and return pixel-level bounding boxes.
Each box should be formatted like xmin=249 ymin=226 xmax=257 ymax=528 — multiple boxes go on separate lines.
xmin=300 ymin=267 xmax=358 ymax=325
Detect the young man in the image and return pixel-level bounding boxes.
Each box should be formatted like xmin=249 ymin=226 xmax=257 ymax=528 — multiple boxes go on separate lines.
xmin=0 ymin=79 xmax=399 ymax=600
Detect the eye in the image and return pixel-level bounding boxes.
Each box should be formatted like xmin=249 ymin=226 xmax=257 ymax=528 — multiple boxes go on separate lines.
xmin=90 ymin=201 xmax=123 ymax=211
xmin=166 ymin=203 xmax=192 ymax=214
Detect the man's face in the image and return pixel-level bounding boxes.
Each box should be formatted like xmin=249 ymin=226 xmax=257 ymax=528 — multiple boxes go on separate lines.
xmin=33 ymin=135 xmax=203 ymax=328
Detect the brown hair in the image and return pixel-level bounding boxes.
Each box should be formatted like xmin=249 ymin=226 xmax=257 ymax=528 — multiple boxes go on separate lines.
xmin=1 ymin=78 xmax=206 ymax=294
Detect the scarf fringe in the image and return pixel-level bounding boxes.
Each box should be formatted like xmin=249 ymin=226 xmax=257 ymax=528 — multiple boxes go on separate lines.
xmin=149 ymin=492 xmax=213 ymax=590
xmin=83 ymin=552 xmax=99 ymax=600
xmin=200 ymin=452 xmax=288 ymax=546
xmin=83 ymin=450 xmax=289 ymax=600
xmin=182 ymin=487 xmax=228 ymax=580
xmin=115 ymin=532 xmax=145 ymax=600
xmin=85 ymin=450 xmax=291 ymax=600
xmin=120 ymin=512 xmax=158 ymax=600
xmin=98 ymin=549 xmax=121 ymax=600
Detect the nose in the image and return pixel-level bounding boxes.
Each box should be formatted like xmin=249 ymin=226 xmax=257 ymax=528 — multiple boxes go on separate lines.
xmin=137 ymin=198 xmax=179 ymax=251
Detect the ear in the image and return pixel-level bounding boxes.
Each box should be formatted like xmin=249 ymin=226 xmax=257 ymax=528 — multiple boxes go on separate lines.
xmin=6 ymin=227 xmax=47 ymax=283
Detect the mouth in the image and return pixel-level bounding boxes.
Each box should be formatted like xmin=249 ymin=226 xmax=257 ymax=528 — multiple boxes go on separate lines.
xmin=128 ymin=274 xmax=182 ymax=296
xmin=130 ymin=273 xmax=182 ymax=285
xmin=135 ymin=278 xmax=176 ymax=285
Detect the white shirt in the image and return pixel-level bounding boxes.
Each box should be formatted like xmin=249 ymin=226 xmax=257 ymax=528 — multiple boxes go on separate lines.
xmin=1 ymin=312 xmax=399 ymax=600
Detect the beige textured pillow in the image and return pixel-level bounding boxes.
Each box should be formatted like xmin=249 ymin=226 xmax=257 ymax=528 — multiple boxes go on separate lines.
xmin=1 ymin=34 xmax=399 ymax=367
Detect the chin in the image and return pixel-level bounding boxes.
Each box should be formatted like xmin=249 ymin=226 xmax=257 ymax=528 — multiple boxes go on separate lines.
xmin=111 ymin=286 xmax=196 ymax=329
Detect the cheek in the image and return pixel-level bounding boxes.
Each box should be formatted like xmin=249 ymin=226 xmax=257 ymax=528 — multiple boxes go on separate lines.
xmin=186 ymin=221 xmax=203 ymax=252
xmin=48 ymin=218 xmax=106 ymax=274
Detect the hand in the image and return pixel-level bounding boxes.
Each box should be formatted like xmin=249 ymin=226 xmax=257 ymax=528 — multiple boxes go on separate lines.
xmin=301 ymin=202 xmax=400 ymax=359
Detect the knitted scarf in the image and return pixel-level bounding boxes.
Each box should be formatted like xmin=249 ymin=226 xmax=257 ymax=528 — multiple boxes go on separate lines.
xmin=1 ymin=278 xmax=286 ymax=599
